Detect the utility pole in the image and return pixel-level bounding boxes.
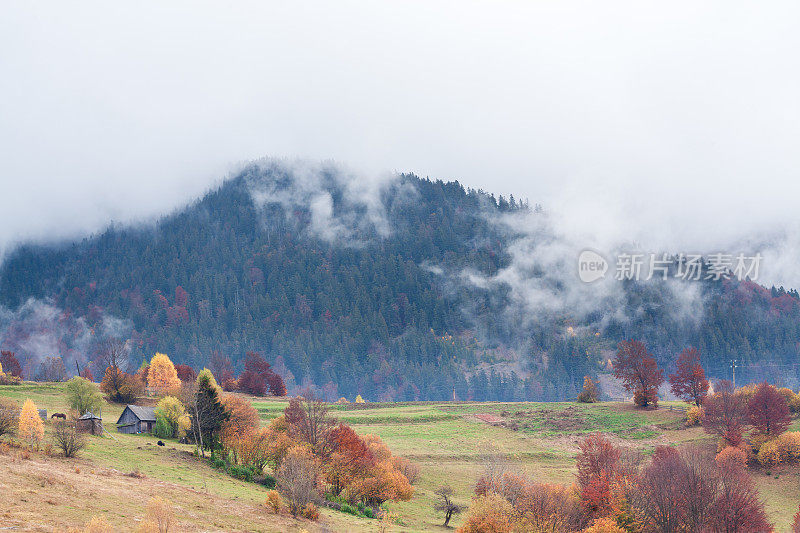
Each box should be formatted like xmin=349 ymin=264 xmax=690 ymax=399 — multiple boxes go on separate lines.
xmin=730 ymin=359 xmax=738 ymax=388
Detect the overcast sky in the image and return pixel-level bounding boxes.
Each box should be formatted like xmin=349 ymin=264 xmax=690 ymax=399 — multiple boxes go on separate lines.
xmin=2 ymin=1 xmax=800 ymax=283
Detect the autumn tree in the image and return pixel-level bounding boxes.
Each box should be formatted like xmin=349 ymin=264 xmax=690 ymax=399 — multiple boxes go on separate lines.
xmin=154 ymin=396 xmax=190 ymax=439
xmin=0 ymin=398 xmax=17 ymax=438
xmin=284 ymin=391 xmax=336 ymax=457
xmin=65 ymin=376 xmax=103 ymax=416
xmin=147 ymin=353 xmax=181 ymax=396
xmin=174 ymin=364 xmax=197 ymax=383
xmin=709 ymin=457 xmax=772 ymax=532
xmin=668 ymin=347 xmax=709 ymax=406
xmin=612 ymin=340 xmax=664 ymax=407
xmin=792 ymin=504 xmax=800 ymax=533
xmin=238 ymin=352 xmax=286 ymax=397
xmin=748 ymin=382 xmax=791 ymax=438
xmin=276 ymin=447 xmax=321 ymax=517
xmin=219 ymin=394 xmax=260 ymax=461
xmin=434 ymin=485 xmax=465 ymax=527
xmin=18 ymin=398 xmax=44 ymax=448
xmin=703 ymin=380 xmax=748 ymax=446
xmin=79 ymin=367 xmax=94 ymax=382
xmin=576 ymin=433 xmax=635 ymax=521
xmin=577 ymin=375 xmax=600 ymax=403
xmin=100 ymin=366 xmax=143 ymax=403
xmin=457 ymin=493 xmax=514 ymax=533
xmin=0 ymin=351 xmax=23 ymax=378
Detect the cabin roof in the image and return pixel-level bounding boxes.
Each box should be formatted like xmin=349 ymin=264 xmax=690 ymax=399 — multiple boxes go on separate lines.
xmin=78 ymin=412 xmax=102 ymax=420
xmin=117 ymin=405 xmax=156 ymax=423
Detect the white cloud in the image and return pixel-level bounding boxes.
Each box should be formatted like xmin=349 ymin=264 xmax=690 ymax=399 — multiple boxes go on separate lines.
xmin=1 ymin=1 xmax=799 ymax=285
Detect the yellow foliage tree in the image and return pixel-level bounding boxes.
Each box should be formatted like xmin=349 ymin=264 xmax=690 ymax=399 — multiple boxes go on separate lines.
xmin=0 ymin=361 xmax=4 ymax=377
xmin=154 ymin=396 xmax=190 ymax=438
xmin=147 ymin=353 xmax=181 ymax=396
xmin=354 ymin=395 xmax=365 ymax=404
xmin=18 ymin=398 xmax=44 ymax=449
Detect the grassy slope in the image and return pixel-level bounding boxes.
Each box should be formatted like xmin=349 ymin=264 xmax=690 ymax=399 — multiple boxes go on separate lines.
xmin=2 ymin=384 xmax=799 ymax=532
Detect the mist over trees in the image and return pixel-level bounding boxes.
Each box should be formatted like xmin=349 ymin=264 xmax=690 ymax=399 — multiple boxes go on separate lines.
xmin=2 ymin=165 xmax=800 ymax=400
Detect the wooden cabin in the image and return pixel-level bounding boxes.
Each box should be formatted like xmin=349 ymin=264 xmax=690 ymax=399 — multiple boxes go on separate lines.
xmin=116 ymin=405 xmax=156 ymax=434
xmin=77 ymin=412 xmax=103 ymax=435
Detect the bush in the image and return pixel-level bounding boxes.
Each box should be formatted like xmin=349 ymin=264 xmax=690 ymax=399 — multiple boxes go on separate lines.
xmin=757 ymin=432 xmax=800 ymax=467
xmin=685 ymin=406 xmax=704 ymax=427
xmin=255 ymin=474 xmax=277 ymax=488
xmin=790 ymin=393 xmax=800 ymax=414
xmin=265 ymin=490 xmax=283 ymax=514
xmin=154 ymin=417 xmax=173 ymax=439
xmin=52 ymin=420 xmax=86 ymax=458
xmin=0 ymin=398 xmax=18 ymax=438
xmin=577 ymin=376 xmax=600 ymax=403
xmin=458 ymin=493 xmax=514 ymax=533
xmin=145 ymin=496 xmax=174 ymax=533
xmin=227 ymin=464 xmax=257 ymax=482
xmin=715 ymin=446 xmax=747 ymax=470
xmin=302 ymin=502 xmax=320 ymax=521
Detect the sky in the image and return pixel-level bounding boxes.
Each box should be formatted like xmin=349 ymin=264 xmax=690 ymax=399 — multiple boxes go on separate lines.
xmin=2 ymin=1 xmax=800 ymax=284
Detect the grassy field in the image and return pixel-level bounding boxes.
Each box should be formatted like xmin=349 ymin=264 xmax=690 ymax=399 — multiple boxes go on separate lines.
xmin=1 ymin=383 xmax=799 ymax=531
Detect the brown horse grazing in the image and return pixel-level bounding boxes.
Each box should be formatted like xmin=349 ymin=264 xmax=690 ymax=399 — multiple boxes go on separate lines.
xmin=51 ymin=413 xmax=67 ymax=420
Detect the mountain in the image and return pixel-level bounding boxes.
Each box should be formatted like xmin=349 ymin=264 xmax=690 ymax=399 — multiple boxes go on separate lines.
xmin=2 ymin=161 xmax=800 ymax=399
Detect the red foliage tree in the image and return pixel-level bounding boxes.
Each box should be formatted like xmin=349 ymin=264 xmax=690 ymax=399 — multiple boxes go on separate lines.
xmin=709 ymin=459 xmax=772 ymax=532
xmin=612 ymin=340 xmax=664 ymax=407
xmin=174 ymin=364 xmax=197 ymax=383
xmin=703 ymin=380 xmax=748 ymax=446
xmin=792 ymin=504 xmax=800 ymax=533
xmin=0 ymin=351 xmax=23 ymax=378
xmin=238 ymin=370 xmax=267 ymax=396
xmin=80 ymin=366 xmax=94 ymax=382
xmin=668 ymin=347 xmax=709 ymax=406
xmin=576 ymin=434 xmax=628 ymax=520
xmin=748 ymin=382 xmax=791 ymax=437
xmin=238 ymin=352 xmax=286 ymax=396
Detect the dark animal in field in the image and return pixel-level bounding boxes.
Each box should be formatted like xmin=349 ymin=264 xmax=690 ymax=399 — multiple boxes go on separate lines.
xmin=157 ymin=440 xmax=165 ymax=446
xmin=51 ymin=413 xmax=67 ymax=420
xmin=179 ymin=437 xmax=188 ymax=444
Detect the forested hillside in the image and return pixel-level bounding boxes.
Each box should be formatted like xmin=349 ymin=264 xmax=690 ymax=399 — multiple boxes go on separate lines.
xmin=2 ymin=162 xmax=800 ymax=400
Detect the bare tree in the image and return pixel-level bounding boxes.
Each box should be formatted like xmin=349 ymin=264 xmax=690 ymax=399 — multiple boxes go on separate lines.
xmin=276 ymin=448 xmax=321 ymax=516
xmin=434 ymin=485 xmax=465 ymax=527
xmin=52 ymin=420 xmax=86 ymax=458
xmin=284 ymin=390 xmax=336 ymax=457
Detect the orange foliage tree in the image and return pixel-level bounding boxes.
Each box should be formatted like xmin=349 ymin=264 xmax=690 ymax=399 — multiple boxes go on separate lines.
xmin=147 ymin=353 xmax=181 ymax=396
xmin=18 ymin=398 xmax=44 ymax=448
xmin=219 ymin=394 xmax=260 ymax=463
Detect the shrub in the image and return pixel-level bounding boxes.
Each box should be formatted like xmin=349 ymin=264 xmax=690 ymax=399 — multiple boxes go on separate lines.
xmin=265 ymin=490 xmax=283 ymax=513
xmin=685 ymin=405 xmax=704 ymax=427
xmin=52 ymin=420 xmax=86 ymax=458
xmin=82 ymin=515 xmax=114 ymax=533
xmin=715 ymin=446 xmax=747 ymax=470
xmin=792 ymin=504 xmax=800 ymax=533
xmin=757 ymin=432 xmax=800 ymax=467
xmin=145 ymin=496 xmax=174 ymax=533
xmin=577 ymin=376 xmax=600 ymax=403
xmin=457 ymin=493 xmax=514 ymax=533
xmin=302 ymin=502 xmax=320 ymax=521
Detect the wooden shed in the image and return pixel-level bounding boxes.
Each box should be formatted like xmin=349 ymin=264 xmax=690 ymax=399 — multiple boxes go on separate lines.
xmin=77 ymin=412 xmax=103 ymax=435
xmin=116 ymin=405 xmax=156 ymax=434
